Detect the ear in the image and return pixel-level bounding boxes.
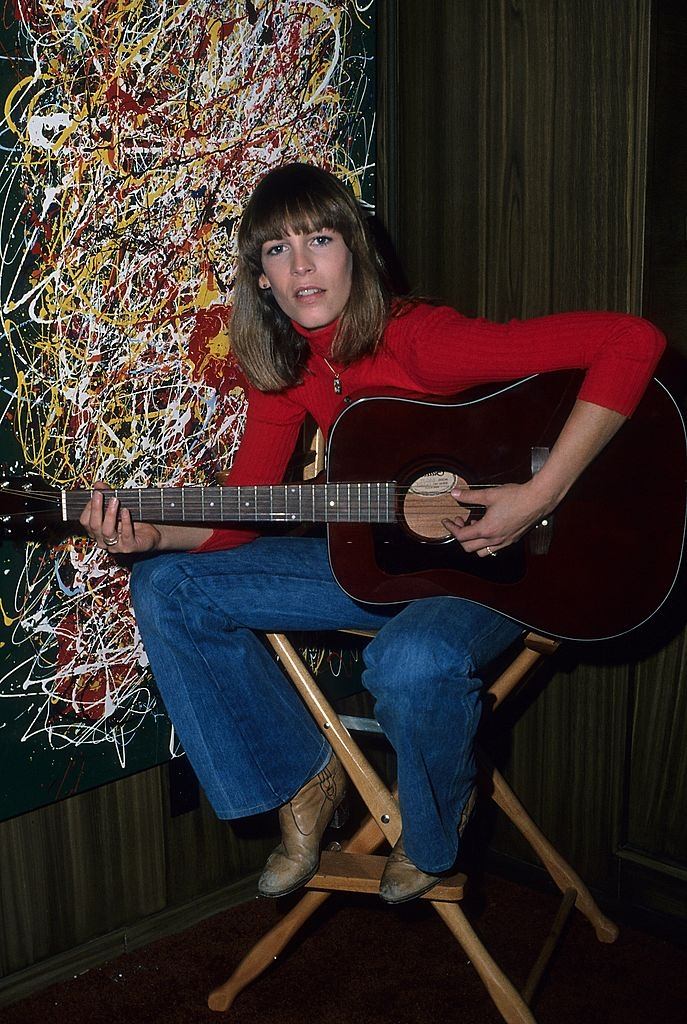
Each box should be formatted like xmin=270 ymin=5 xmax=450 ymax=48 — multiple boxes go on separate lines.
xmin=258 ymin=273 xmax=271 ymax=291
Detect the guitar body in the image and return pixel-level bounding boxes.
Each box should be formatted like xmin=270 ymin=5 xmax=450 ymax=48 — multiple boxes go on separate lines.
xmin=326 ymin=371 xmax=687 ymax=641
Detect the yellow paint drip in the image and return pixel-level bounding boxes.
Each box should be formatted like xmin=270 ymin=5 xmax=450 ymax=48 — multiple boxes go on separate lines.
xmin=0 ymin=599 xmax=17 ymax=627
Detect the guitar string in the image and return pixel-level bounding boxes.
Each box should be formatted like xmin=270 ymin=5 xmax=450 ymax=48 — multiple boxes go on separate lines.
xmin=0 ymin=486 xmax=494 ymax=520
xmin=0 ymin=482 xmax=501 ymax=501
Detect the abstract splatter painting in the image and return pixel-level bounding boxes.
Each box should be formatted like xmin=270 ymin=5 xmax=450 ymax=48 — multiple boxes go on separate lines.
xmin=0 ymin=1 xmax=375 ymax=820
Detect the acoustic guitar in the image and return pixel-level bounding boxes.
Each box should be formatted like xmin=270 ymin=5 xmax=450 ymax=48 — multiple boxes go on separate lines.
xmin=1 ymin=371 xmax=685 ymax=641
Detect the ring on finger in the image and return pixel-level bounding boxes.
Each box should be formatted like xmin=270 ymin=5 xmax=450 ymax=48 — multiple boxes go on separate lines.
xmin=485 ymin=545 xmax=498 ymax=557
xmin=104 ymin=535 xmax=119 ymax=546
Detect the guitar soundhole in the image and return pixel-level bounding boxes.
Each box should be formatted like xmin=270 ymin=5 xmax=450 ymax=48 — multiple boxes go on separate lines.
xmin=402 ymin=469 xmax=468 ymax=541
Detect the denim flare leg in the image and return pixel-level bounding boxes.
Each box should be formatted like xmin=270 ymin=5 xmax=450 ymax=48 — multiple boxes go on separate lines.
xmin=130 ymin=536 xmax=522 ymax=874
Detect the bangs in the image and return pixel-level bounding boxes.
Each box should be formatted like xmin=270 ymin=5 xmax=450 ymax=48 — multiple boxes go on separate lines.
xmin=239 ymin=164 xmax=359 ymax=262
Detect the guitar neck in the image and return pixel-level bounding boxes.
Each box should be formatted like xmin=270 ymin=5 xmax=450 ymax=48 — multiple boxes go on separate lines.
xmin=62 ymin=482 xmax=397 ymax=525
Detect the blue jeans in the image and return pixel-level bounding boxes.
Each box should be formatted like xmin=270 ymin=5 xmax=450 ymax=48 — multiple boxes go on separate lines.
xmin=130 ymin=536 xmax=522 ymax=873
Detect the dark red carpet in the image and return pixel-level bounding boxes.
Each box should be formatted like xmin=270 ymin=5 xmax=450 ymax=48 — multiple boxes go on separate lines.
xmin=2 ymin=874 xmax=685 ymax=1023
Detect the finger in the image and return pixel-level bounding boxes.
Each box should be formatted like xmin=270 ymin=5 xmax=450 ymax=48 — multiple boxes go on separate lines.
xmin=119 ymin=506 xmax=136 ymax=546
xmin=452 ymin=486 xmax=493 ymax=508
xmin=443 ymin=518 xmax=502 ymax=554
xmin=82 ymin=487 xmax=105 ymax=536
xmin=442 ymin=519 xmax=466 ymax=541
xmin=447 ymin=519 xmax=494 ymax=545
xmin=100 ymin=496 xmax=120 ymax=540
xmin=442 ymin=519 xmax=491 ymax=549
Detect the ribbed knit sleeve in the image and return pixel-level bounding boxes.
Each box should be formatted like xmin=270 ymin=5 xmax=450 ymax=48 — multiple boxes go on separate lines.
xmin=193 ymin=386 xmax=306 ymax=553
xmin=390 ymin=305 xmax=665 ymax=417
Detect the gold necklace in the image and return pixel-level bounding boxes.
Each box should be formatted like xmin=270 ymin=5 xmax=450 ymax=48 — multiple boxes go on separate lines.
xmin=322 ymin=355 xmax=343 ymax=394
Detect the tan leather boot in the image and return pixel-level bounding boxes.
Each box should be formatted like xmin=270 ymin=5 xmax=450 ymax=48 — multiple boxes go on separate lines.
xmin=379 ymin=786 xmax=477 ymax=904
xmin=258 ymin=753 xmax=347 ymax=898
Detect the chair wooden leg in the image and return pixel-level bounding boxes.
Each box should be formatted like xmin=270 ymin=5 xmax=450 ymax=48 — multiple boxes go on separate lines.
xmin=266 ymin=632 xmax=401 ymax=844
xmin=208 ymin=814 xmax=387 ymax=1012
xmin=207 ymin=889 xmax=330 ymax=1013
xmin=483 ymin=758 xmax=619 ymax=943
xmin=521 ymin=888 xmax=577 ymax=1003
xmin=433 ymin=901 xmax=537 ymax=1024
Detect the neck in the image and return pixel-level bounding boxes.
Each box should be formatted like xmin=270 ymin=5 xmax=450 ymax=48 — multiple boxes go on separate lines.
xmin=61 ymin=481 xmax=397 ymax=526
xmin=290 ymin=316 xmax=339 ymax=356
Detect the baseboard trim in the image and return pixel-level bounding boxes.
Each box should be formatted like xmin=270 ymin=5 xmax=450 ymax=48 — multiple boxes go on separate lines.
xmin=0 ymin=873 xmax=260 ymax=1009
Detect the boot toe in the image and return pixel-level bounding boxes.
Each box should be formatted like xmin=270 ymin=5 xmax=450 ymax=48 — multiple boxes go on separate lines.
xmin=379 ymin=836 xmax=441 ymax=904
xmin=257 ymin=845 xmax=319 ymax=898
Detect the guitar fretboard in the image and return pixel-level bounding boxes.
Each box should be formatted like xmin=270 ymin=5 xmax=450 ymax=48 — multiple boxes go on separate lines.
xmin=63 ymin=482 xmax=397 ymax=525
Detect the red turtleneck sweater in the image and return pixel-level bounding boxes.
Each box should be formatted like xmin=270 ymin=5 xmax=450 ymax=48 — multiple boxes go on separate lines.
xmin=196 ymin=303 xmax=665 ymax=552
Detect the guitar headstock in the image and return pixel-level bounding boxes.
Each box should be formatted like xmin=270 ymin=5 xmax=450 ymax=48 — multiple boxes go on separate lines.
xmin=0 ymin=465 xmax=61 ymax=540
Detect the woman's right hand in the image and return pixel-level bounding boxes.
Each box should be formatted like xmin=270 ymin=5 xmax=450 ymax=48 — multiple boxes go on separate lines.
xmin=80 ymin=482 xmax=162 ymax=555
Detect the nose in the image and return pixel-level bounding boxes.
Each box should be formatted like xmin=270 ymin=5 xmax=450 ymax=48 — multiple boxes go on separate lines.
xmin=290 ymin=241 xmax=314 ymax=275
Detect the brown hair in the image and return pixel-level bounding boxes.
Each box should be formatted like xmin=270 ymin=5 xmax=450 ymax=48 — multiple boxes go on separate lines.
xmin=231 ymin=164 xmax=391 ymax=391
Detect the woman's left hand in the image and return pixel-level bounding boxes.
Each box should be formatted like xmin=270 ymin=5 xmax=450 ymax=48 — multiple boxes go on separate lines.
xmin=442 ymin=481 xmax=551 ymax=558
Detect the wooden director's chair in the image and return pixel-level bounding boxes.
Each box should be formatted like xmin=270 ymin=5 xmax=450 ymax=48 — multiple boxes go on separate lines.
xmin=207 ymin=626 xmax=619 ymax=1023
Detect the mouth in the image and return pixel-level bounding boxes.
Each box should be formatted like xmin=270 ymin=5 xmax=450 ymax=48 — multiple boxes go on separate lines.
xmin=295 ymin=287 xmax=324 ymax=298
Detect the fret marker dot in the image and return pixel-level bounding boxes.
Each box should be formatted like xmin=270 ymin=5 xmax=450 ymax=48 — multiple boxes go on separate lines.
xmin=329 ymin=500 xmax=335 ymax=507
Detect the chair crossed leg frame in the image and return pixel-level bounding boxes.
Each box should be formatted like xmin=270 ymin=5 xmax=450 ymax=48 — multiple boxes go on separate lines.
xmin=208 ymin=631 xmax=619 ymax=1023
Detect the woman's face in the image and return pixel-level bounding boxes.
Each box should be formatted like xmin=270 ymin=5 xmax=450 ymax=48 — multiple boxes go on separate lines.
xmin=258 ymin=228 xmax=353 ymax=330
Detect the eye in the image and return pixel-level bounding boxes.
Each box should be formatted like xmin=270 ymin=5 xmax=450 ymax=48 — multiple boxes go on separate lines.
xmin=263 ymin=242 xmax=287 ymax=257
xmin=311 ymin=234 xmax=333 ymax=247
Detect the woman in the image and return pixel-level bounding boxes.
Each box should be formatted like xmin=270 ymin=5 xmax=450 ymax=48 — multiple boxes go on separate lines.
xmin=81 ymin=163 xmax=664 ymax=902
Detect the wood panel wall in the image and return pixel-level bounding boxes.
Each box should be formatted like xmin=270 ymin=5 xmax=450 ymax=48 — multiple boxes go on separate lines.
xmin=0 ymin=762 xmax=277 ymax=1002
xmin=392 ymin=0 xmax=686 ymax=923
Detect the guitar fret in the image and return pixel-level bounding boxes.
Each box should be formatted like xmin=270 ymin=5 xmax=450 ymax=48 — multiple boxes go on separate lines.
xmin=285 ymin=485 xmax=296 ymax=523
xmin=314 ymin=484 xmax=324 ymax=522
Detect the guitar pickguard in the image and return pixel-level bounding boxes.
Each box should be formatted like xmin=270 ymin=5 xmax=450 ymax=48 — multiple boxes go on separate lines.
xmin=371 ymin=522 xmax=526 ymax=584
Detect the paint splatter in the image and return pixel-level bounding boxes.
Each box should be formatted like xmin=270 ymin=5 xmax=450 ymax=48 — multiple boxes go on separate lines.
xmin=0 ymin=0 xmax=374 ymax=791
